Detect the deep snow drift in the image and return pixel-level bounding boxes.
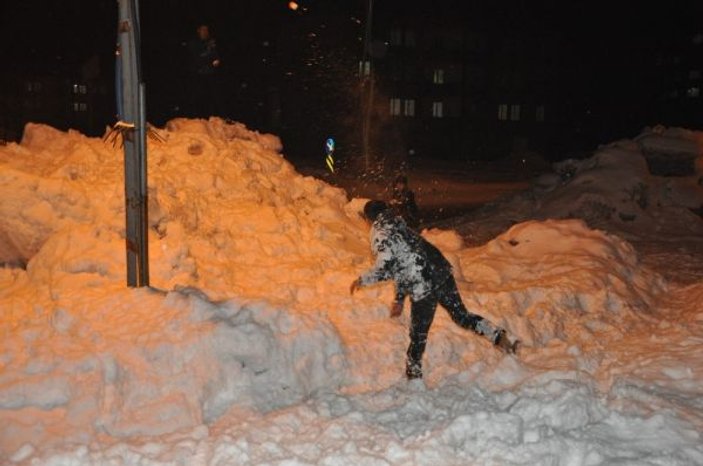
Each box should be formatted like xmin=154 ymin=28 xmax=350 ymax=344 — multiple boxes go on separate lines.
xmin=449 ymin=126 xmax=703 ymax=247
xmin=1 ymin=119 xmax=702 ymax=465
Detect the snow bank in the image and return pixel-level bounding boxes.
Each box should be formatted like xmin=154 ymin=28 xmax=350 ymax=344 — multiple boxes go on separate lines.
xmin=20 ymin=367 xmax=703 ymax=465
xmin=0 ymin=119 xmax=358 ymax=455
xmin=427 ymin=219 xmax=667 ymax=350
xmin=635 ymin=125 xmax=703 ymax=176
xmin=461 ymin=126 xmax=703 ymax=246
xmin=544 ymin=140 xmax=703 ymax=231
xmin=0 ymin=285 xmax=346 ymax=450
xmin=0 ymin=120 xmax=697 ymax=465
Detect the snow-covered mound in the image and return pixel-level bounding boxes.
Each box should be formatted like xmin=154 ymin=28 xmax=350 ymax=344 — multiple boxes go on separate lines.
xmin=0 ymin=119 xmax=361 ymax=455
xmin=494 ymin=127 xmax=703 ymax=237
xmin=0 ymin=119 xmax=367 ymax=303
xmin=636 ymin=125 xmax=703 ymax=176
xmin=446 ymin=219 xmax=666 ymax=347
xmin=0 ymin=120 xmax=696 ymax=465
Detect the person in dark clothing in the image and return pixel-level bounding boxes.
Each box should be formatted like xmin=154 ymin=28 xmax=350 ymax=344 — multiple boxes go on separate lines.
xmin=351 ymin=200 xmax=518 ymax=380
xmin=389 ymin=175 xmax=420 ymax=229
xmin=186 ymin=24 xmax=222 ymax=117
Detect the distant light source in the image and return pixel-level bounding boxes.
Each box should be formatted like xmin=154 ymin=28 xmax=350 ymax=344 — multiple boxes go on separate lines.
xmin=288 ymin=1 xmax=299 ymax=11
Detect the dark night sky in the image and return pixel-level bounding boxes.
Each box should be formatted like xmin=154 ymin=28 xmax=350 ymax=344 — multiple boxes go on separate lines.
xmin=1 ymin=0 xmax=701 ymax=158
xmin=0 ymin=1 xmax=697 ymax=77
xmin=4 ymin=0 xmax=693 ymax=90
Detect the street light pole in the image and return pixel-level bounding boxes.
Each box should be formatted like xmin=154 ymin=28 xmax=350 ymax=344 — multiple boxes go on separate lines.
xmin=116 ymin=0 xmax=149 ymax=287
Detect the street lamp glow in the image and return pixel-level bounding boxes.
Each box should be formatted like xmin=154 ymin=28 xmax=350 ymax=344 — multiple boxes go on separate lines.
xmin=288 ymin=1 xmax=299 ymax=11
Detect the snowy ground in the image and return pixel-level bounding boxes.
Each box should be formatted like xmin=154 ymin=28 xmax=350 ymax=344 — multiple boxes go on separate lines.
xmin=301 ymin=163 xmax=531 ymax=224
xmin=1 ymin=119 xmax=703 ymax=465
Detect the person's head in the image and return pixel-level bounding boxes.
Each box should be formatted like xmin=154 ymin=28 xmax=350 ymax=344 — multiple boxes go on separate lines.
xmin=196 ymin=24 xmax=211 ymax=41
xmin=393 ymin=175 xmax=408 ymax=191
xmin=362 ymin=200 xmax=389 ymax=223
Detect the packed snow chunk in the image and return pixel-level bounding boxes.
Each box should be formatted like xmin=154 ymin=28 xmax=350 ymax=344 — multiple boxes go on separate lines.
xmin=456 ymin=219 xmax=667 ymax=346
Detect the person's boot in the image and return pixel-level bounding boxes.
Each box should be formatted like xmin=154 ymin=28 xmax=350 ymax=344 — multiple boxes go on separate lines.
xmin=494 ymin=329 xmax=519 ymax=354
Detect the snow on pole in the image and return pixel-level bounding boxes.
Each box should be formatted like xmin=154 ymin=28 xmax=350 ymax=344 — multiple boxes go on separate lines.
xmin=116 ymin=0 xmax=149 ymax=287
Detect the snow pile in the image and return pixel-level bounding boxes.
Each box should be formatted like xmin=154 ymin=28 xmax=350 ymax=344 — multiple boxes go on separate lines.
xmin=0 ymin=119 xmax=367 ymax=302
xmin=636 ymin=125 xmax=703 ymax=176
xmin=18 ymin=354 xmax=703 ymax=465
xmin=0 ymin=120 xmax=700 ymax=465
xmin=476 ymin=127 xmax=703 ymax=239
xmin=0 ymin=286 xmax=346 ymax=454
xmin=0 ymin=119 xmax=359 ymax=455
xmin=442 ymin=219 xmax=667 ymax=347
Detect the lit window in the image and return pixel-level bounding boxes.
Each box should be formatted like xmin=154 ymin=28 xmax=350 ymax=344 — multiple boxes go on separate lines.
xmin=498 ymin=104 xmax=508 ymax=121
xmin=390 ymin=98 xmax=401 ymax=116
xmin=72 ymin=102 xmax=88 ymax=112
xmin=72 ymin=84 xmax=87 ymax=94
xmin=403 ymin=99 xmax=415 ymax=116
xmin=433 ymin=69 xmax=444 ymax=84
xmin=536 ymin=105 xmax=545 ymax=122
xmin=390 ymin=28 xmax=403 ymax=46
xmin=432 ymin=101 xmax=444 ymax=118
xmin=359 ymin=60 xmax=371 ymax=77
xmin=687 ymin=87 xmax=700 ymax=98
xmin=510 ymin=104 xmax=521 ymax=121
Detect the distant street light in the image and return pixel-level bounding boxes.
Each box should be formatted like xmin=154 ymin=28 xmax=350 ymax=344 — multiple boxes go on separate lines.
xmin=288 ymin=1 xmax=299 ymax=11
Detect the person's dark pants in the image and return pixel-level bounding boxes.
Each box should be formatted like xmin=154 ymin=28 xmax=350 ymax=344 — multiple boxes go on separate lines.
xmin=190 ymin=74 xmax=221 ymax=118
xmin=406 ymin=278 xmax=500 ymax=379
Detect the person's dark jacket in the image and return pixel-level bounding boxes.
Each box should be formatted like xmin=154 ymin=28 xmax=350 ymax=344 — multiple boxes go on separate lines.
xmin=187 ymin=38 xmax=220 ymax=76
xmin=358 ymin=210 xmax=453 ymax=301
xmin=390 ymin=187 xmax=420 ymax=229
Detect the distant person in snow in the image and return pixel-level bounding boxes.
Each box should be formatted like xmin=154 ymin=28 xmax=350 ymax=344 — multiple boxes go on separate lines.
xmin=389 ymin=174 xmax=420 ymax=230
xmin=186 ymin=24 xmax=222 ymax=117
xmin=350 ymin=200 xmax=518 ymax=380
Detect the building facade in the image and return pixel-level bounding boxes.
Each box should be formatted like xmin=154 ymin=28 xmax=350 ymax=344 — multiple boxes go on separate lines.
xmin=366 ymin=7 xmax=560 ymax=168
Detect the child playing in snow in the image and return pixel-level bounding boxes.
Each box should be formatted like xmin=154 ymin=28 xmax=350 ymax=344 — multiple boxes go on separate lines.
xmin=351 ymin=200 xmax=517 ymax=380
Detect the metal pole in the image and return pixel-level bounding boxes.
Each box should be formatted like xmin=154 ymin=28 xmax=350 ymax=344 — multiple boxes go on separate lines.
xmin=117 ymin=0 xmax=149 ymax=287
xmin=137 ymin=82 xmax=149 ymax=286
